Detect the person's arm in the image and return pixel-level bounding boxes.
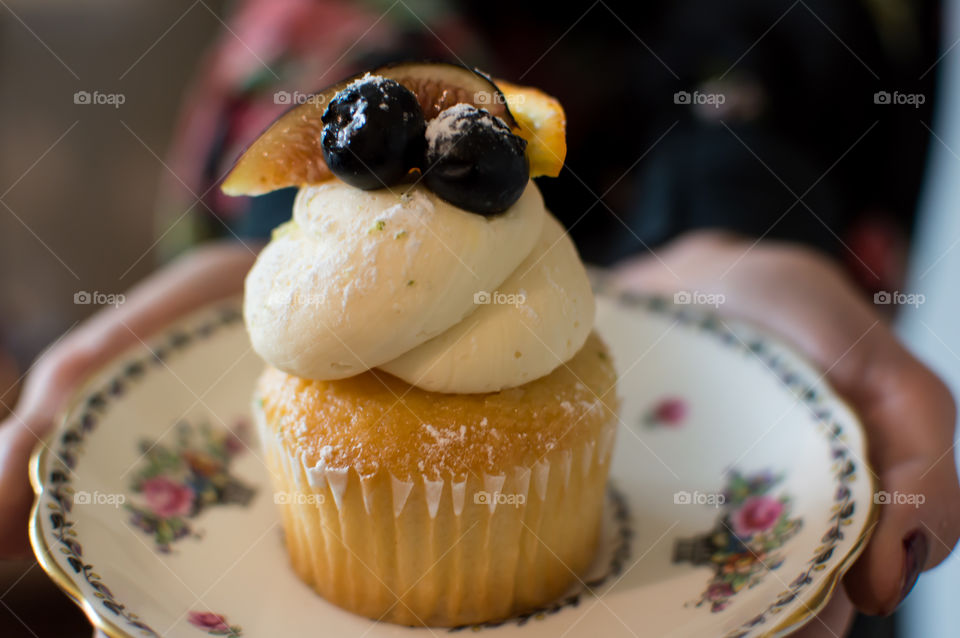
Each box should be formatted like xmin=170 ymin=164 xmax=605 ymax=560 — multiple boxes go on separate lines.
xmin=0 ymin=240 xmax=260 ymax=555
xmin=612 ymin=231 xmax=959 ymax=634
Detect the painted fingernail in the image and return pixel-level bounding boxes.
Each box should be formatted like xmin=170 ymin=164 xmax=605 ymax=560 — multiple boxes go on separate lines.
xmin=899 ymin=530 xmax=929 ymax=605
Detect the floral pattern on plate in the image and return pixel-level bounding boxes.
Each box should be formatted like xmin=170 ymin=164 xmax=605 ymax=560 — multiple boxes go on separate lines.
xmin=644 ymin=397 xmax=688 ymax=428
xmin=188 ymin=611 xmax=243 ymax=637
xmin=674 ymin=470 xmax=802 ymax=613
xmin=127 ymin=419 xmax=256 ymax=552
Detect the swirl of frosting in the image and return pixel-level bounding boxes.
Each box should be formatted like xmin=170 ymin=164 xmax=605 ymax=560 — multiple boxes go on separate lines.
xmin=244 ymin=179 xmax=595 ymax=393
xmin=245 ymin=180 xmax=544 ymax=380
xmin=379 ymin=213 xmax=593 ymax=392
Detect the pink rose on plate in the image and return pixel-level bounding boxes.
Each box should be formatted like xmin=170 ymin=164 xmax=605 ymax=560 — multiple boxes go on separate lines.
xmin=731 ymin=496 xmax=784 ymax=538
xmin=649 ymin=397 xmax=687 ymax=427
xmin=141 ymin=476 xmax=195 ymax=518
xmin=188 ymin=611 xmax=230 ymax=632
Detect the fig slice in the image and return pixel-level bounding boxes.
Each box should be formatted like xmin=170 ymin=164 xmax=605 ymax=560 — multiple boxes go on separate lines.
xmin=221 ymin=62 xmax=517 ymax=196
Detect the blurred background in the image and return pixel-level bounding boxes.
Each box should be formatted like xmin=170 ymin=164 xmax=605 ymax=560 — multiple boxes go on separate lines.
xmin=0 ymin=0 xmax=227 ymax=364
xmin=1 ymin=0 xmax=958 ymax=636
xmin=0 ymin=0 xmax=224 ymax=635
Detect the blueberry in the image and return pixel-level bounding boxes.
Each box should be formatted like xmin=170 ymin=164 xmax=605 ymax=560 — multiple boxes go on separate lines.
xmin=422 ymin=104 xmax=529 ymax=215
xmin=321 ymin=75 xmax=426 ymax=190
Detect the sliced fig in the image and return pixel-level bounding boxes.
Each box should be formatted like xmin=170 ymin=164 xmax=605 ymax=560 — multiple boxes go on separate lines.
xmin=221 ymin=62 xmax=515 ymax=196
xmin=379 ymin=62 xmax=515 ymax=124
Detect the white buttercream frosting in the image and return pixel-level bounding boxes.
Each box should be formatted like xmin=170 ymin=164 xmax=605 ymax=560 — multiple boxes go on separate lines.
xmin=379 ymin=212 xmax=594 ymax=392
xmin=244 ymin=178 xmax=595 ymax=392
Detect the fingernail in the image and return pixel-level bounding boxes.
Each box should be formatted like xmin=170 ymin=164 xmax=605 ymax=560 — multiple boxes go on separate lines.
xmin=899 ymin=530 xmax=929 ymax=605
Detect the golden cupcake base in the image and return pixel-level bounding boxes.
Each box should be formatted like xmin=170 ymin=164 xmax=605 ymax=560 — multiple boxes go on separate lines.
xmin=256 ymin=333 xmax=619 ymax=626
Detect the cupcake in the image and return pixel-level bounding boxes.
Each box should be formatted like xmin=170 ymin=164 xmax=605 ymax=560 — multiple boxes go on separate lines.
xmin=225 ymin=62 xmax=620 ymax=626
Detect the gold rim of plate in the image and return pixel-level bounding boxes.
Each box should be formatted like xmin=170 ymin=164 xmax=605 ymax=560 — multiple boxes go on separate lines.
xmin=30 ymin=441 xmax=128 ymax=638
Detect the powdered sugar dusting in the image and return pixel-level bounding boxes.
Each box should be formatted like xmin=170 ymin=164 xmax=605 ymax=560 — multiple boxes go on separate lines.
xmin=422 ymin=423 xmax=468 ymax=449
xmin=311 ymin=444 xmax=335 ymax=472
xmin=425 ymin=104 xmax=508 ymax=156
xmin=345 ymin=72 xmax=389 ymax=90
xmin=333 ymin=73 xmax=391 ymax=146
xmin=336 ymin=103 xmax=365 ymax=145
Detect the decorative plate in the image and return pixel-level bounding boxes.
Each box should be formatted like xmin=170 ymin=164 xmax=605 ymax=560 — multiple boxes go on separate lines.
xmin=30 ymin=293 xmax=877 ymax=638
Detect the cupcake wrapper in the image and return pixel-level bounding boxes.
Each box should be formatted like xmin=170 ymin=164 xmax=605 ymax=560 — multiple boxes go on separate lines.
xmin=256 ymin=403 xmax=617 ymax=627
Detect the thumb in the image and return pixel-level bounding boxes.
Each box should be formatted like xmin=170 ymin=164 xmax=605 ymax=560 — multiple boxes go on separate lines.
xmin=0 ymin=344 xmax=96 ymax=557
xmin=844 ymin=456 xmax=960 ymax=615
xmin=843 ymin=362 xmax=960 ymax=615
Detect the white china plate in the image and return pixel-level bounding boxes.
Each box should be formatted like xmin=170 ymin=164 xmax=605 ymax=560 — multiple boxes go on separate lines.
xmin=30 ymin=293 xmax=876 ymax=638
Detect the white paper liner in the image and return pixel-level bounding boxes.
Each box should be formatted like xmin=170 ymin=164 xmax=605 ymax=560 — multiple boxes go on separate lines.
xmin=533 ymin=459 xmax=550 ymax=501
xmin=515 ymin=465 xmax=531 ymax=504
xmin=423 ymin=477 xmax=444 ymax=519
xmin=451 ymin=478 xmax=467 ymax=516
xmin=391 ymin=475 xmax=414 ymax=516
xmin=582 ymin=440 xmax=595 ymax=476
xmin=360 ymin=473 xmax=378 ymax=515
xmin=482 ymin=474 xmax=506 ymax=514
xmin=597 ymin=423 xmax=616 ymax=464
xmin=559 ymin=448 xmax=573 ymax=488
xmin=304 ymin=459 xmax=326 ymax=489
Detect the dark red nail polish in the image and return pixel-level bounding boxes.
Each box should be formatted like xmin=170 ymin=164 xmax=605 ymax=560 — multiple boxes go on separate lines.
xmin=899 ymin=530 xmax=929 ymax=605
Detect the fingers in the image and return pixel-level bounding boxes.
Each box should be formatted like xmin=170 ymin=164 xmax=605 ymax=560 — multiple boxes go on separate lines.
xmin=89 ymin=240 xmax=259 ymax=344
xmin=0 ymin=332 xmax=102 ymax=557
xmin=0 ymin=336 xmax=107 ymax=553
xmin=34 ymin=241 xmax=259 ymax=383
xmin=844 ymin=360 xmax=960 ymax=615
xmin=12 ymin=241 xmax=259 ymax=439
xmin=16 ymin=343 xmax=97 ymax=430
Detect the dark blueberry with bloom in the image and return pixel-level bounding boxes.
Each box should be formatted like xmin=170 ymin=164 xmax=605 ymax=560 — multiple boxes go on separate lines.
xmin=321 ymin=76 xmax=426 ymax=190
xmin=423 ymin=104 xmax=528 ymax=215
